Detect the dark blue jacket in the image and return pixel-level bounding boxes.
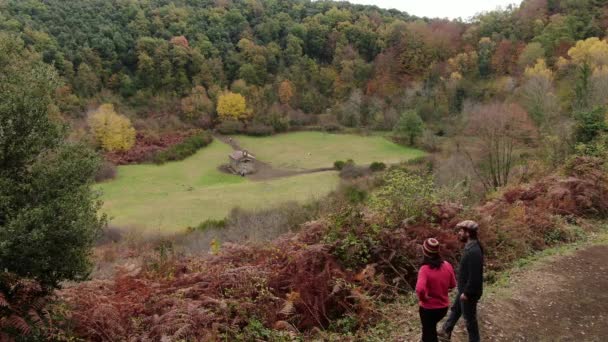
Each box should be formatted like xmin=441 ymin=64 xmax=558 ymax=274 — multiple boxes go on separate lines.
xmin=457 ymin=240 xmax=484 ymax=300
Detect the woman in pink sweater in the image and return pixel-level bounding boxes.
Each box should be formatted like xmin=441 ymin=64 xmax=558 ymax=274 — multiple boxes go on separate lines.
xmin=416 ymin=238 xmax=456 ymax=342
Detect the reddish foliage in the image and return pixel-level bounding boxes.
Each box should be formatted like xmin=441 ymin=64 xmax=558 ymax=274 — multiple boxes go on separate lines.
xmin=0 ymin=274 xmax=49 ymax=341
xmin=54 ymin=158 xmax=608 ymax=340
xmin=170 ymin=36 xmax=189 ymax=48
xmin=104 ymin=131 xmax=194 ymax=165
xmin=57 ymin=230 xmax=362 ymax=340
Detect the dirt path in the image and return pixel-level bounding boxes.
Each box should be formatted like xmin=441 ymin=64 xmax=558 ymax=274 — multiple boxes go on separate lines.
xmin=447 ymin=244 xmax=608 ymax=342
xmin=213 ymin=134 xmax=334 ymax=181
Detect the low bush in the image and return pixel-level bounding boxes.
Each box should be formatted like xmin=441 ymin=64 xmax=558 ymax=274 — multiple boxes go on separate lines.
xmin=322 ymin=123 xmax=342 ymax=132
xmin=152 ymin=132 xmax=213 ymax=164
xmin=245 ymin=123 xmax=275 ymax=136
xmin=334 ymin=160 xmax=346 ymax=170
xmin=369 ymin=161 xmax=386 ymax=172
xmin=216 ymin=120 xmax=245 ymax=134
xmin=96 ymin=226 xmax=124 ymax=246
xmin=339 ymin=161 xmax=369 ymax=179
xmin=94 ymin=161 xmax=117 ymax=182
xmin=195 ymin=218 xmax=227 ymax=231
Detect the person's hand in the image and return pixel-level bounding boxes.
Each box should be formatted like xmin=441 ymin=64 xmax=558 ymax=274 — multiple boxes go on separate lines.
xmin=460 ymin=293 xmax=468 ymax=301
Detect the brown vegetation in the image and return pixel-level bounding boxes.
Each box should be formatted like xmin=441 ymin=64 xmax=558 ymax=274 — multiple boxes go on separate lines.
xmin=45 ymin=157 xmax=608 ymax=340
xmin=104 ymin=131 xmax=195 ymax=165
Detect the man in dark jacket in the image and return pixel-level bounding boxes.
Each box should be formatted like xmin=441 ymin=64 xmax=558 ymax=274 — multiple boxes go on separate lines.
xmin=439 ymin=220 xmax=484 ymax=342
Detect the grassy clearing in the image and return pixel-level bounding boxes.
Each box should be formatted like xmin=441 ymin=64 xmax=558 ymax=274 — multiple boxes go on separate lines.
xmin=98 ymin=139 xmax=339 ymax=231
xmin=234 ymin=131 xmax=425 ymax=170
xmin=98 ymin=132 xmax=424 ymax=232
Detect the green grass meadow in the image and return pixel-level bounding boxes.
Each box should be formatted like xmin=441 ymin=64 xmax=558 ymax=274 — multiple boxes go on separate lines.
xmin=235 ymin=131 xmax=426 ymax=170
xmin=98 ymin=132 xmax=423 ymax=232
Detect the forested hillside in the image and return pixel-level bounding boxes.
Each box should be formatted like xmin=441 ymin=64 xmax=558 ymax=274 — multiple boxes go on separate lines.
xmin=4 ymin=1 xmax=608 ymax=340
xmin=2 ymin=0 xmax=608 ymax=133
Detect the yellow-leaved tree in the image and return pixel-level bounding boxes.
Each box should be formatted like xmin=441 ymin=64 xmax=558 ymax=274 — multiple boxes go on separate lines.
xmin=567 ymin=37 xmax=608 ymax=69
xmin=217 ymin=91 xmax=250 ymax=121
xmin=88 ymin=104 xmax=136 ymax=152
xmin=521 ymin=59 xmax=558 ymax=125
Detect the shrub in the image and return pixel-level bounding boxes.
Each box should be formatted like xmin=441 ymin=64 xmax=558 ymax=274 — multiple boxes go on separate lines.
xmin=344 ymin=185 xmax=368 ymax=203
xmin=152 ymin=132 xmax=213 ymax=164
xmin=96 ymin=226 xmax=123 ymax=245
xmin=368 ymin=169 xmax=437 ymax=224
xmin=322 ymin=123 xmax=342 ymax=132
xmin=94 ymin=161 xmax=117 ymax=182
xmin=216 ymin=120 xmax=245 ymax=134
xmin=245 ymin=123 xmax=275 ymax=136
xmin=196 ymin=218 xmax=227 ymax=231
xmin=339 ymin=162 xmax=369 ymax=179
xmin=334 ymin=160 xmax=346 ymax=170
xmin=369 ymin=162 xmax=386 ymax=172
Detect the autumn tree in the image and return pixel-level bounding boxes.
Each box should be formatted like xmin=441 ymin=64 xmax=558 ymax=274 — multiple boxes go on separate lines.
xmin=181 ymin=86 xmax=214 ymax=124
xmin=520 ymin=59 xmax=559 ymax=126
xmin=491 ymin=40 xmax=523 ymax=75
xmin=465 ymin=102 xmax=537 ymax=191
xmin=217 ymin=91 xmax=250 ymax=121
xmin=278 ymin=80 xmax=295 ymax=105
xmin=88 ymin=104 xmax=136 ymax=152
xmin=567 ymin=37 xmax=608 ymax=69
xmin=518 ymin=42 xmax=545 ymax=69
xmin=448 ymin=51 xmax=478 ymax=77
xmin=393 ymin=110 xmax=425 ymax=146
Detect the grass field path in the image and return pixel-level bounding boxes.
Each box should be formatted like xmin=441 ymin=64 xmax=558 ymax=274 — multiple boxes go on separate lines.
xmin=214 ymin=134 xmax=334 ymax=180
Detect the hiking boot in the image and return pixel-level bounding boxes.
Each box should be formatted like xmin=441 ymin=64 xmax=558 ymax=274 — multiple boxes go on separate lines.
xmin=437 ymin=329 xmax=451 ymax=342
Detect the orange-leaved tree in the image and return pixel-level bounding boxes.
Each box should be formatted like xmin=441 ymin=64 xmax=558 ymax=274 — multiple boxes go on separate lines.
xmin=278 ymin=80 xmax=295 ymax=105
xmin=88 ymin=103 xmax=136 ymax=152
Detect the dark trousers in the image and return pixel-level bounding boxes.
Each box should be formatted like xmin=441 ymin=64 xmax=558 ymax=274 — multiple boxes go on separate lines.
xmin=419 ymin=306 xmax=448 ymax=342
xmin=442 ymin=292 xmax=480 ymax=342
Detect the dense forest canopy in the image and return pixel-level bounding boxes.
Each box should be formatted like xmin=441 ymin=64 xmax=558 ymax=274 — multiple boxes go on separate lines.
xmin=1 ymin=0 xmax=608 ymax=131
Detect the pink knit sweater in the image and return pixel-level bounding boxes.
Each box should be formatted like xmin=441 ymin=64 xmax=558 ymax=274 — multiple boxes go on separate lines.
xmin=415 ymin=261 xmax=456 ymax=309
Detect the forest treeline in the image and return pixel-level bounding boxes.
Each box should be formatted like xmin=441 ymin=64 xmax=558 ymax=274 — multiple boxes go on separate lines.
xmin=2 ymin=0 xmax=608 ymax=133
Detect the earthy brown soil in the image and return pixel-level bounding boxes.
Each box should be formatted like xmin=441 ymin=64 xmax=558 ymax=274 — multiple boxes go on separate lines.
xmin=460 ymin=245 xmax=608 ymax=342
xmin=214 ymin=134 xmax=334 ymax=181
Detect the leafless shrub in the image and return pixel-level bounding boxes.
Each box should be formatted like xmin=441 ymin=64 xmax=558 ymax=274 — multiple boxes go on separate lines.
xmin=94 ymin=161 xmax=117 ymax=182
xmin=464 ymin=102 xmax=537 ymax=191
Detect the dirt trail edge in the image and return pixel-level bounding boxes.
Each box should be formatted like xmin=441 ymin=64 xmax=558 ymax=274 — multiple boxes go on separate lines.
xmin=447 ymin=244 xmax=608 ymax=342
xmin=213 ymin=134 xmax=334 ymax=181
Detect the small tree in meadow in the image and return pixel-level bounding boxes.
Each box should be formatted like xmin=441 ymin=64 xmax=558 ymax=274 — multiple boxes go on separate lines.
xmin=394 ymin=110 xmax=425 ymax=145
xmin=88 ymin=104 xmax=136 ymax=152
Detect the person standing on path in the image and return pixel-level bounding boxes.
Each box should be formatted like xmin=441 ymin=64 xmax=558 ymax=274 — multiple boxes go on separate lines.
xmin=439 ymin=220 xmax=484 ymax=342
xmin=416 ymin=238 xmax=457 ymax=342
